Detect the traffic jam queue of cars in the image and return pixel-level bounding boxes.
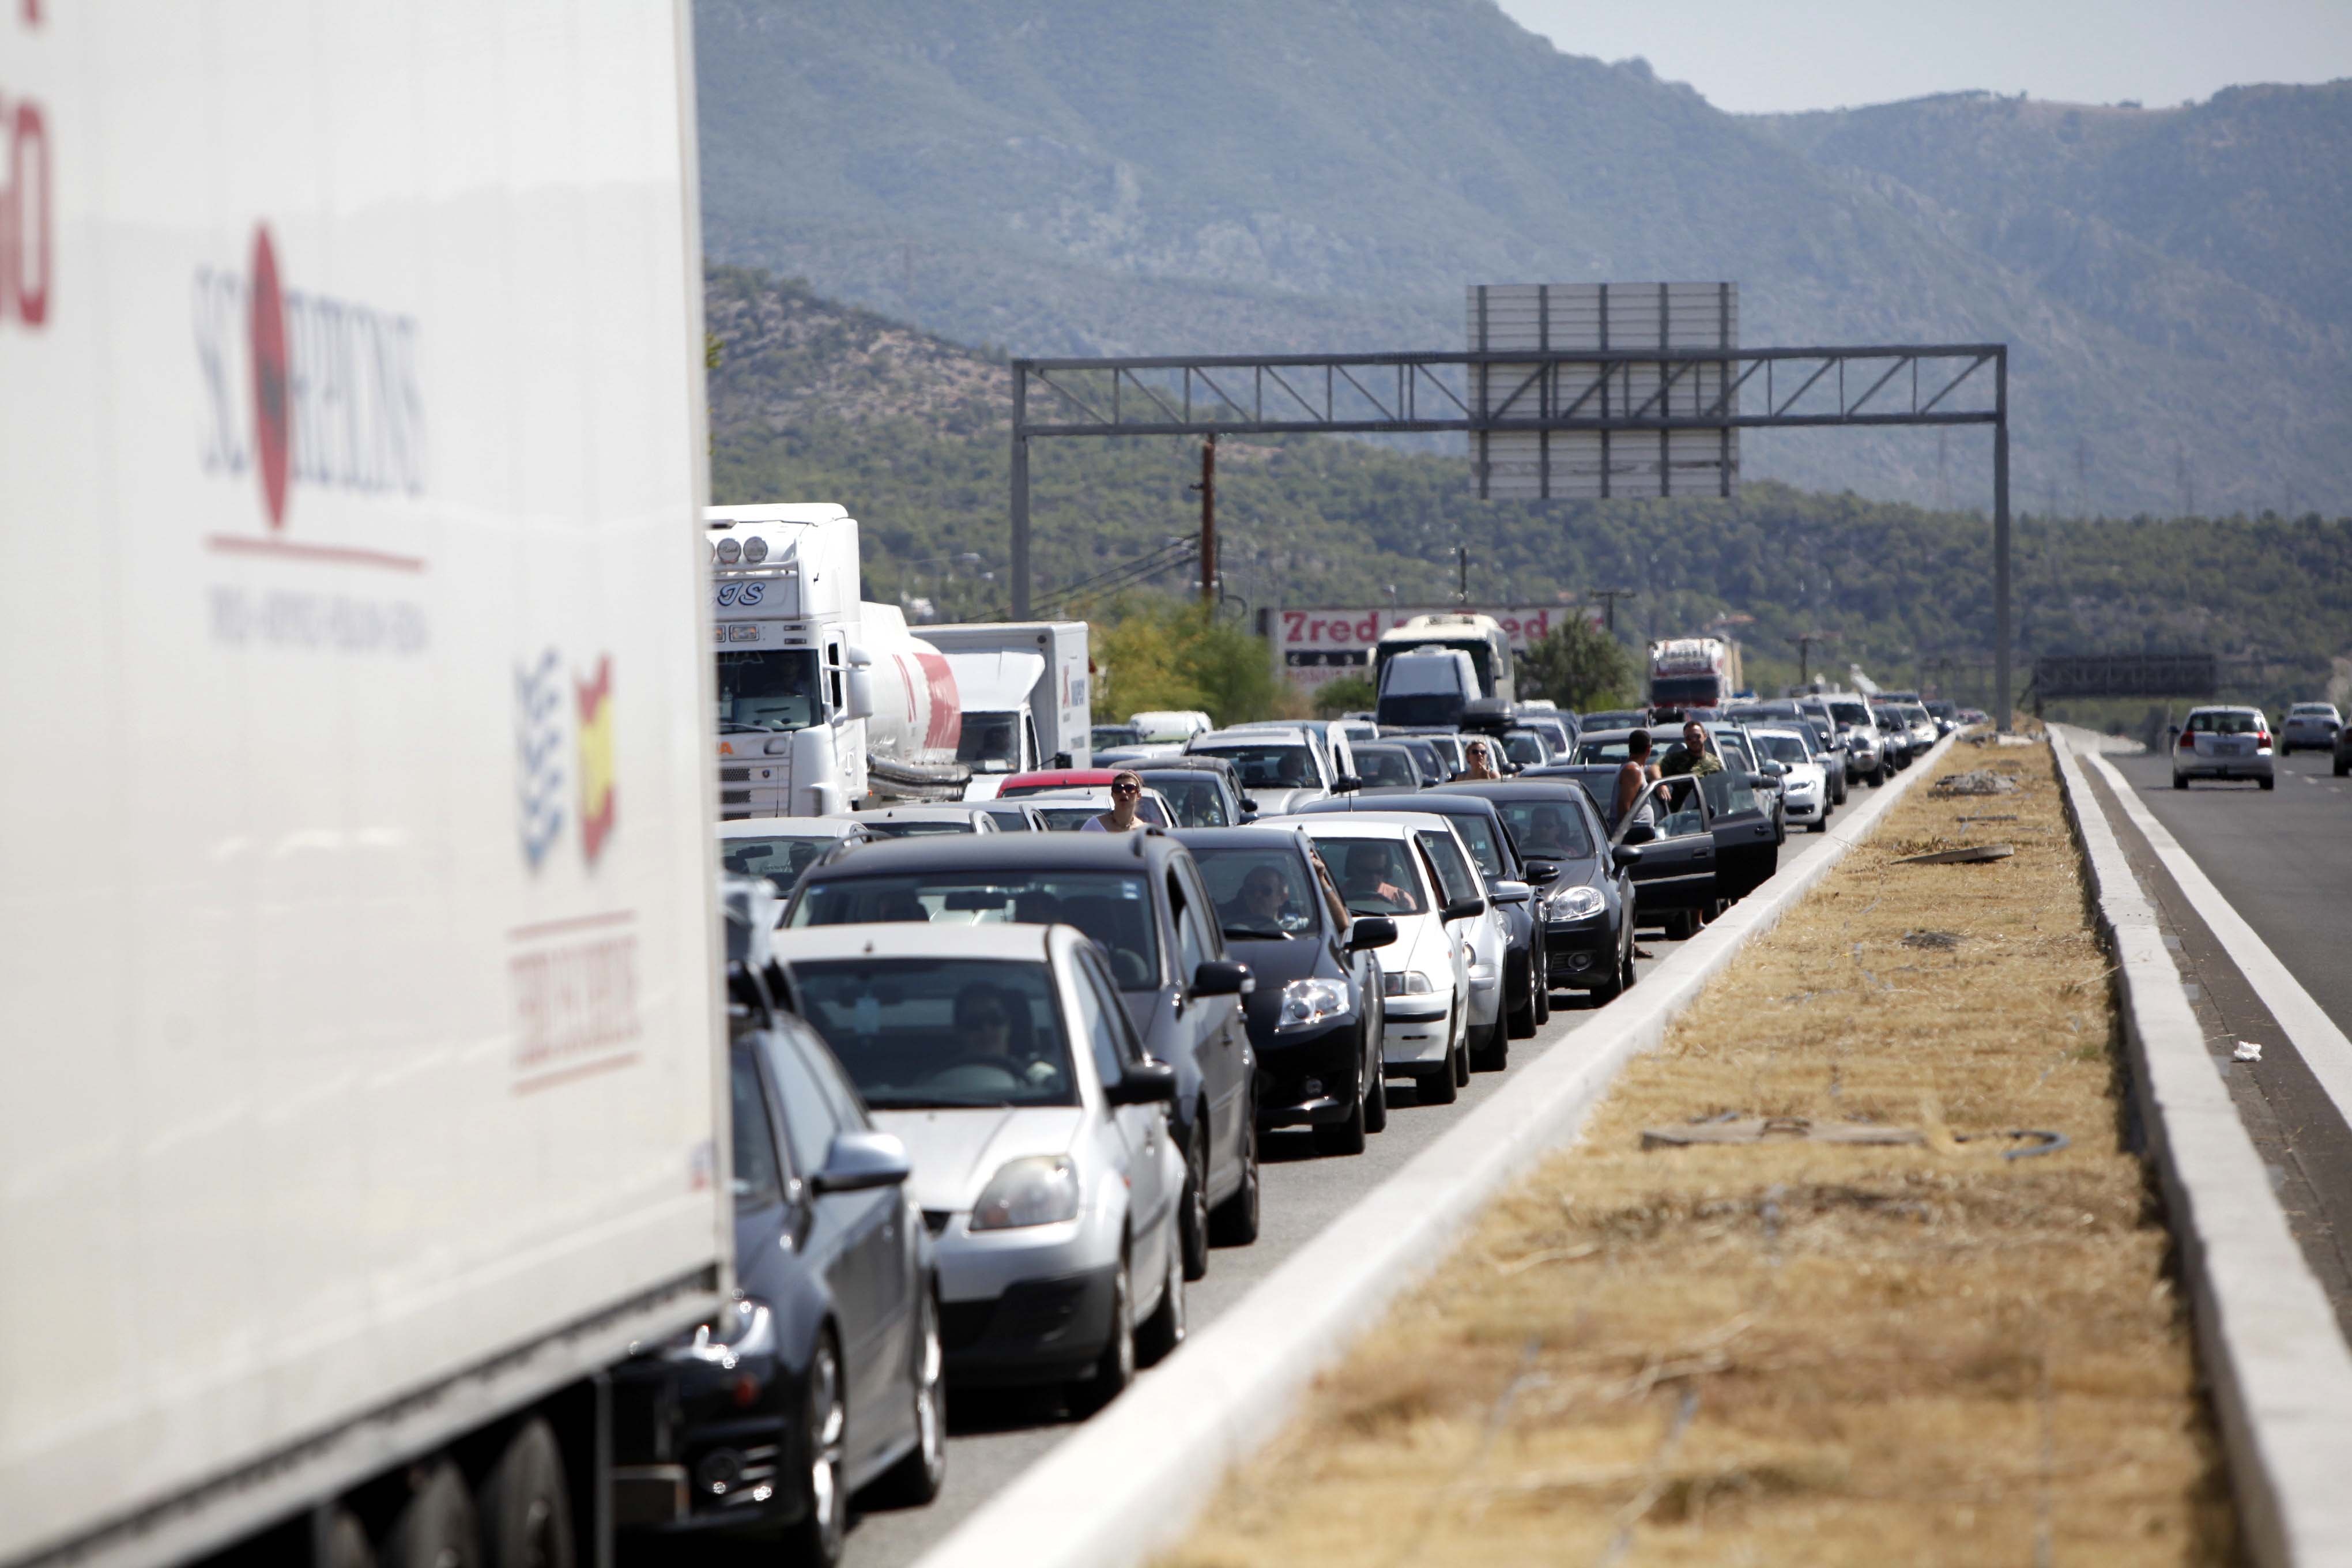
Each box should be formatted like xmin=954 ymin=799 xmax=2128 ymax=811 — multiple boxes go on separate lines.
xmin=674 ymin=692 xmax=1955 ymax=1560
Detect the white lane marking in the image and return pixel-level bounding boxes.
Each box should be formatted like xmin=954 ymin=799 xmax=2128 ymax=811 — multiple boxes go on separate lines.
xmin=2083 ymin=747 xmax=2352 ymax=1132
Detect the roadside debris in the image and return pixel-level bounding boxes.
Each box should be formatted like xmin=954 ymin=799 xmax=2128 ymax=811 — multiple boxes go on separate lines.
xmin=1901 ymin=929 xmax=1963 ymax=950
xmin=1894 ymin=844 xmax=2016 ymax=865
xmin=1641 ymin=1115 xmax=1925 ymax=1150
xmin=1933 ymin=768 xmax=2021 ymax=797
xmin=2232 ymin=1041 xmax=2263 ymax=1063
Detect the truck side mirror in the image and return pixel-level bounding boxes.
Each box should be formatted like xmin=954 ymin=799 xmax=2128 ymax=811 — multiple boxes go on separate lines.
xmin=844 ymin=666 xmax=876 ymax=721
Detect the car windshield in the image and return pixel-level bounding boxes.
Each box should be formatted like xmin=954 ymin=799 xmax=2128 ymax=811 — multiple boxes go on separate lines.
xmin=1316 ymin=836 xmax=1430 ymax=915
xmin=715 ymin=648 xmax=822 ymax=732
xmin=719 ymin=834 xmax=836 ymax=893
xmin=1192 ymin=846 xmax=1321 ymax=940
xmin=790 ymin=870 xmax=1160 ymax=989
xmin=2187 ymin=711 xmax=2263 ymax=734
xmin=1354 ymin=748 xmax=1420 ymax=788
xmin=1140 ymin=772 xmax=1231 ymax=827
xmin=955 ymin=714 xmax=1023 ymax=772
xmin=1828 ymin=700 xmax=1869 ymax=726
xmin=1584 ymin=710 xmax=1644 ymax=729
xmin=1576 ymin=736 xmax=1637 ymax=762
xmin=1501 ymin=732 xmax=1547 ymax=764
xmin=1754 ymin=733 xmax=1812 ymax=765
xmin=1201 ymin=744 xmax=1319 ymax=789
xmin=789 ymin=958 xmax=1076 ymax=1109
xmin=1490 ymin=798 xmax=1596 ymax=861
xmin=1094 ymin=725 xmax=1144 ymax=748
xmin=1438 ymin=811 xmax=1505 ymax=879
xmin=862 ymin=819 xmax=976 ymax=838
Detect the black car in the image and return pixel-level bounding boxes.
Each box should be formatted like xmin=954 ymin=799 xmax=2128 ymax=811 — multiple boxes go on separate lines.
xmin=613 ymin=900 xmax=941 ymax=1561
xmin=1178 ymin=826 xmax=1396 ymax=1154
xmin=783 ymin=832 xmax=1260 ymax=1279
xmin=1349 ymin=741 xmax=1433 ymax=793
xmin=1295 ymin=790 xmax=1550 ymax=1036
xmin=1136 ymin=755 xmax=1257 ymax=827
xmin=1437 ymin=781 xmax=1639 ymax=1001
xmin=1610 ymin=773 xmax=1722 ymax=940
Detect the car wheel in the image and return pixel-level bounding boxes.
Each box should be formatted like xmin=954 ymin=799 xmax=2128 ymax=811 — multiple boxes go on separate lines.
xmin=1136 ymin=1234 xmax=1186 ymax=1365
xmin=1452 ymin=1017 xmax=1472 ymax=1085
xmin=1420 ymin=1008 xmax=1460 ymax=1105
xmin=2260 ymin=776 xmax=2275 ymax=790
xmin=383 ymin=1464 xmax=478 ymax=1568
xmin=1506 ymin=956 xmax=1537 ymax=1041
xmin=1470 ymin=1016 xmax=1509 ymax=1073
xmin=1808 ymin=815 xmax=1827 ymax=833
xmin=2335 ymin=758 xmax=2348 ymax=777
xmin=1209 ymin=1105 xmax=1260 ymax=1246
xmin=480 ymin=1419 xmax=575 ymax=1568
xmin=866 ymin=1289 xmax=946 ymax=1507
xmin=782 ymin=1335 xmax=848 ymax=1566
xmin=2173 ymin=774 xmax=2188 ymax=790
xmin=1314 ymin=1068 xmax=1369 ymax=1156
xmin=1533 ymin=949 xmax=1551 ymax=1024
xmin=1178 ymin=1122 xmax=1210 ymax=1281
xmin=1068 ymin=1254 xmax=1134 ymax=1417
xmin=1363 ymin=1054 xmax=1389 ymax=1133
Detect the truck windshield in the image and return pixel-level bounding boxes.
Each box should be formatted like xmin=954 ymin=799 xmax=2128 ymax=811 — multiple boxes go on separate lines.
xmin=1376 ymin=692 xmax=1464 ymax=727
xmin=716 ymin=648 xmax=822 ymax=732
xmin=1650 ymin=674 xmax=1721 ymax=706
xmin=956 ymin=713 xmax=1023 ymax=771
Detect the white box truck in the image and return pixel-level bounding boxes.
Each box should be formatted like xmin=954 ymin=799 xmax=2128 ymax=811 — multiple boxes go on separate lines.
xmin=0 ymin=5 xmax=727 ymax=1566
xmin=915 ymin=621 xmax=1092 ymax=795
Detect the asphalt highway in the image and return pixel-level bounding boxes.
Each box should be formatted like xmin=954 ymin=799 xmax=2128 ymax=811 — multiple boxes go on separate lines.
xmin=837 ymin=805 xmax=1872 ymax=1567
xmin=2091 ymin=744 xmax=2352 ymax=1336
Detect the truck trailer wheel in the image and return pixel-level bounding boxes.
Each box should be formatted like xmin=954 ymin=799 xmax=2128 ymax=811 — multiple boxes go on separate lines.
xmin=480 ymin=1419 xmax=575 ymax=1568
xmin=384 ymin=1464 xmax=480 ymax=1568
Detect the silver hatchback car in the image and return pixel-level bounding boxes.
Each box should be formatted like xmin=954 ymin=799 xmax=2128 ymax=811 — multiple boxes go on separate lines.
xmin=2173 ymin=707 xmax=2275 ymax=790
xmin=2280 ymin=702 xmax=2342 ymax=755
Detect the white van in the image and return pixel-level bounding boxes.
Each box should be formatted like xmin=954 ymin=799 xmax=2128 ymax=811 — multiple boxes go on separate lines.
xmin=1376 ymin=647 xmax=1482 ymax=729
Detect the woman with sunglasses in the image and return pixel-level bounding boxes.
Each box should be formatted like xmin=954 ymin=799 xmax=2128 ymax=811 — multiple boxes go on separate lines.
xmin=1080 ymin=769 xmax=1147 ymax=833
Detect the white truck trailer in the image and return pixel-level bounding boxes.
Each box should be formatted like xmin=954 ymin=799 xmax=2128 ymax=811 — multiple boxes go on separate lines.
xmin=708 ymin=504 xmax=970 ymax=815
xmin=0 ymin=6 xmax=728 ymax=1566
xmin=915 ymin=621 xmax=1092 ymax=796
xmin=1648 ymin=636 xmax=1746 ymax=710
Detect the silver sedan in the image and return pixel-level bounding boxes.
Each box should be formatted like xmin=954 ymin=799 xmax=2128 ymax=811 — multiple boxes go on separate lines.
xmin=2172 ymin=707 xmax=2275 ymax=790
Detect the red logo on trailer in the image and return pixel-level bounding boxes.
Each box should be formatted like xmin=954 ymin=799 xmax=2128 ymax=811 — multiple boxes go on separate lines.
xmin=248 ymin=227 xmax=292 ymax=527
xmin=917 ymin=651 xmax=961 ymax=751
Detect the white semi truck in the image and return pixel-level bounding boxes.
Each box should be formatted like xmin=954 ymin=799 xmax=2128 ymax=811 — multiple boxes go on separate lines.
xmin=1648 ymin=636 xmax=1746 ymax=710
xmin=1373 ymin=613 xmax=1516 ymax=705
xmin=709 ymin=504 xmax=968 ymax=815
xmin=916 ymin=621 xmax=1093 ymax=796
xmin=1 ymin=6 xmax=727 ymax=1567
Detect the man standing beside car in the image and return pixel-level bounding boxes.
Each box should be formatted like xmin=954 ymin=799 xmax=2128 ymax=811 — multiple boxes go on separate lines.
xmin=1612 ymin=729 xmax=1654 ymax=827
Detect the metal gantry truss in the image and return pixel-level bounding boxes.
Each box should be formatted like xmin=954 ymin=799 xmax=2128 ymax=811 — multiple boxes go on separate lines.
xmin=1010 ymin=342 xmax=2015 ymax=722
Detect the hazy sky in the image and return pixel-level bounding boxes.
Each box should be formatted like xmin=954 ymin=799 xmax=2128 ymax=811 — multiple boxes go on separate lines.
xmin=1496 ymin=0 xmax=2352 ymax=115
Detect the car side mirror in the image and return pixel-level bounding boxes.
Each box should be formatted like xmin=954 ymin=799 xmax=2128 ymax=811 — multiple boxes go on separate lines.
xmin=1761 ymin=759 xmax=1788 ymax=777
xmin=1612 ymin=844 xmax=1645 ymax=870
xmin=1333 ymin=774 xmax=1363 ymax=794
xmin=1241 ymin=795 xmax=1260 ymax=812
xmin=1106 ymin=1058 xmax=1179 ymax=1106
xmin=1190 ymin=959 xmax=1254 ymax=997
xmin=1524 ymin=861 xmax=1560 ymax=885
xmin=1347 ymin=915 xmax=1398 ymax=952
xmin=809 ymin=1129 xmax=911 ymax=1195
xmin=1491 ymin=880 xmax=1531 ymax=905
xmin=1441 ymin=895 xmax=1487 ymax=922
xmin=1052 ymin=751 xmax=1073 ymax=769
xmin=1620 ymin=822 xmax=1657 ymax=846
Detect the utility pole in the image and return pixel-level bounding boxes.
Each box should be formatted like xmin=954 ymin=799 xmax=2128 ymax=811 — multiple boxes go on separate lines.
xmin=1796 ymin=630 xmax=1839 ymax=688
xmin=1589 ymin=587 xmax=1637 ymax=632
xmin=1190 ymin=435 xmax=1216 ymax=609
xmin=1456 ymin=543 xmax=1468 ymax=604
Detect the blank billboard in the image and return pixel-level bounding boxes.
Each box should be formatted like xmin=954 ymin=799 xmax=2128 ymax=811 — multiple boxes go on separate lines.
xmin=1468 ymin=283 xmax=1739 ymax=500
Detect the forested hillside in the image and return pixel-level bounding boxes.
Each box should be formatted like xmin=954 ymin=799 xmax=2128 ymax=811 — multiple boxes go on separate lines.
xmin=707 ymin=267 xmax=2352 ymax=713
xmin=693 ymin=0 xmax=2352 ymax=518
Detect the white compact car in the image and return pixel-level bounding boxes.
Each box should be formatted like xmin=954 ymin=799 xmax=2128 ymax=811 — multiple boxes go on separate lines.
xmin=1288 ymin=817 xmax=1475 ymax=1103
xmin=2280 ymin=702 xmax=2342 ymax=755
xmin=2173 ymin=707 xmax=2276 ymax=789
xmin=1745 ymin=726 xmax=1831 ymax=832
xmin=857 ymin=804 xmax=1004 ymax=838
xmin=1307 ymin=811 xmax=1516 ymax=1068
xmin=772 ymin=923 xmax=1187 ymax=1411
xmin=717 ymin=815 xmax=870 ymax=900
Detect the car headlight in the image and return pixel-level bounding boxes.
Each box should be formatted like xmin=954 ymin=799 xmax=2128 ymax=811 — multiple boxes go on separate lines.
xmin=1382 ymin=969 xmax=1436 ymax=996
xmin=1548 ymin=885 xmax=1606 ymax=921
xmin=968 ymin=1155 xmax=1081 ymax=1231
xmin=1277 ymin=977 xmax=1350 ymax=1030
xmin=664 ymin=1295 xmax=777 ymax=1369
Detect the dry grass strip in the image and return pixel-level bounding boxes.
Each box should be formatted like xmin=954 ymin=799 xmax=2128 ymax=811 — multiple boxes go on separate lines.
xmin=1161 ymin=736 xmax=2232 ymax=1568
